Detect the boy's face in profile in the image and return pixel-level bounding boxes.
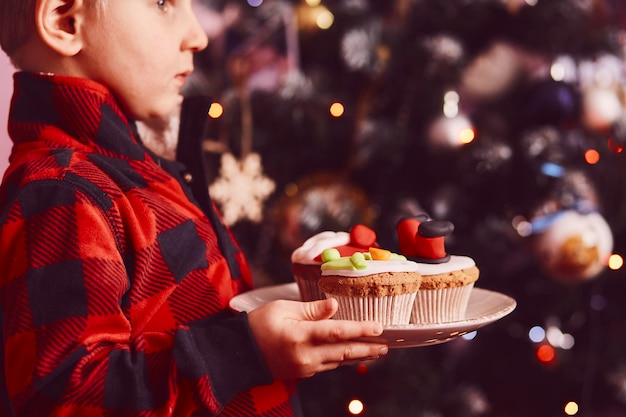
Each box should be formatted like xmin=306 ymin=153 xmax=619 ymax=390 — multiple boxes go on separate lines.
xmin=76 ymin=0 xmax=208 ymax=122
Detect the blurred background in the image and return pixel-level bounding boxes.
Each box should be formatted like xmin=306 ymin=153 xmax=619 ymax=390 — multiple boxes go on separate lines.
xmin=2 ymin=0 xmax=626 ymax=416
xmin=187 ymin=0 xmax=626 ymax=416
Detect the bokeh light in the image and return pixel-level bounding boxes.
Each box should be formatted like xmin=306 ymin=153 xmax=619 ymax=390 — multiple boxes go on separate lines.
xmin=348 ymin=399 xmax=364 ymax=415
xmin=208 ymin=102 xmax=224 ymax=119
xmin=608 ymin=254 xmax=624 ymax=270
xmin=356 ymin=363 xmax=368 ymax=375
xmin=584 ymin=149 xmax=600 ymax=165
xmin=316 ymin=10 xmax=334 ymax=30
xmin=564 ymin=401 xmax=579 ymax=415
xmin=529 ymin=326 xmax=546 ymax=343
xmin=536 ymin=344 xmax=556 ymax=364
xmin=607 ymin=138 xmax=624 ymax=154
xmin=330 ymin=102 xmax=345 ymax=117
xmin=550 ymin=63 xmax=566 ymax=81
xmin=459 ymin=128 xmax=475 ymax=144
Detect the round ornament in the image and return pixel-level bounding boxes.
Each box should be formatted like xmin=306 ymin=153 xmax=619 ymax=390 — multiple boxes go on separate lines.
xmin=460 ymin=41 xmax=524 ymax=100
xmin=524 ymin=79 xmax=580 ymax=127
xmin=271 ymin=173 xmax=375 ymax=254
xmin=530 ymin=210 xmax=613 ymax=283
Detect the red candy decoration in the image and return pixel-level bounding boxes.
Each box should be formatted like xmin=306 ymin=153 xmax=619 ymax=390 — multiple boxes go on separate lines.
xmin=350 ymin=224 xmax=377 ymax=248
xmin=414 ymin=236 xmax=446 ymax=259
xmin=397 ymin=216 xmax=451 ymax=261
xmin=396 ymin=218 xmax=421 ymax=257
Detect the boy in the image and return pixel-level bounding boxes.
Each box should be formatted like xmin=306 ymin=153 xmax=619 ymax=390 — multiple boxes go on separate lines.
xmin=0 ymin=1 xmax=388 ymax=416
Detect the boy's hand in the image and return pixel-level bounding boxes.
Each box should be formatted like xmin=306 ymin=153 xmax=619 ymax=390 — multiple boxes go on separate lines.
xmin=247 ymin=298 xmax=389 ymax=380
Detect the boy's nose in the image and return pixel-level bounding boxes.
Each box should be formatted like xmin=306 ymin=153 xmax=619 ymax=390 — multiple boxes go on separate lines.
xmin=184 ymin=8 xmax=209 ymax=53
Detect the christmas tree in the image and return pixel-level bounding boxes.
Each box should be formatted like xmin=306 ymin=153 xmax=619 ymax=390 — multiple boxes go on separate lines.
xmin=188 ymin=0 xmax=626 ymax=415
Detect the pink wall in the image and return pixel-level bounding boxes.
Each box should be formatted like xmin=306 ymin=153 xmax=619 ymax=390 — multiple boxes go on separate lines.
xmin=0 ymin=53 xmax=14 ymax=177
xmin=0 ymin=51 xmax=15 ymax=178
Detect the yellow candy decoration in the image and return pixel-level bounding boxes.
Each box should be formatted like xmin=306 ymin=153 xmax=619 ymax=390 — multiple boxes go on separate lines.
xmin=369 ymin=247 xmax=391 ymax=260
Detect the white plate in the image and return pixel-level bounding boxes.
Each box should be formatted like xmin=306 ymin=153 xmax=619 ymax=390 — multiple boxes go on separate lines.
xmin=229 ymin=283 xmax=516 ymax=348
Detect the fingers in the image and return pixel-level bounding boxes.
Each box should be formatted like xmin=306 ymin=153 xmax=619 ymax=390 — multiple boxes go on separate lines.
xmin=318 ymin=342 xmax=389 ymax=366
xmin=309 ymin=318 xmax=384 ymax=344
xmin=300 ymin=298 xmax=337 ymax=321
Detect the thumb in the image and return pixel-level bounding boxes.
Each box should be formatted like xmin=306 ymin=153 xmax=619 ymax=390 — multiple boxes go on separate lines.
xmin=301 ymin=298 xmax=338 ymax=321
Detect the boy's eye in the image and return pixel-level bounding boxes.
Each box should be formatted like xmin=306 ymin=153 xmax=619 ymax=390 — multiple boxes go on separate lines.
xmin=156 ymin=0 xmax=169 ymax=11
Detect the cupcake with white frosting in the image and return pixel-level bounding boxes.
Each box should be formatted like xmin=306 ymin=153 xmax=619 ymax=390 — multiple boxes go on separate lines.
xmin=397 ymin=215 xmax=480 ymax=324
xmin=319 ymin=248 xmax=422 ymax=326
xmin=291 ymin=225 xmax=378 ymax=301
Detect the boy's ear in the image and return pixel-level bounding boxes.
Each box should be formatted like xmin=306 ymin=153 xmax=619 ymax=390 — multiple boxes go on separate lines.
xmin=36 ymin=0 xmax=86 ymax=56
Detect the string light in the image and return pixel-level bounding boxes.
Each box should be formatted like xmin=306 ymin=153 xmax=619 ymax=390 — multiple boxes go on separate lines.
xmin=330 ymin=102 xmax=345 ymax=117
xmin=536 ymin=344 xmax=556 ymax=364
xmin=356 ymin=363 xmax=368 ymax=375
xmin=208 ymin=102 xmax=224 ymax=119
xmin=608 ymin=254 xmax=624 ymax=270
xmin=528 ymin=326 xmax=546 ymax=343
xmin=348 ymin=399 xmax=364 ymax=415
xmin=564 ymin=401 xmax=579 ymax=415
xmin=550 ymin=62 xmax=566 ymax=82
xmin=297 ymin=4 xmax=334 ymax=31
xmin=459 ymin=127 xmax=476 ymax=144
xmin=584 ymin=149 xmax=600 ymax=165
xmin=443 ymin=90 xmax=460 ymax=118
xmin=246 ymin=0 xmax=263 ymax=7
xmin=316 ymin=9 xmax=334 ymax=30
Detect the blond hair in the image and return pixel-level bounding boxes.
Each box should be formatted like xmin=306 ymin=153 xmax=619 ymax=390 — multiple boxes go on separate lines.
xmin=0 ymin=0 xmax=106 ymax=57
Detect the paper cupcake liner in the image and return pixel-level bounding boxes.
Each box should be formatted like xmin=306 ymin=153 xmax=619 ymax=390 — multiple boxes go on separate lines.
xmin=411 ymin=284 xmax=474 ymax=324
xmin=294 ymin=277 xmax=325 ymax=302
xmin=323 ymin=293 xmax=417 ymax=326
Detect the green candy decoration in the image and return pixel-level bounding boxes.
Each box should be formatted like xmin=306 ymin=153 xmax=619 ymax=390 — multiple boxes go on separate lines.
xmin=350 ymin=252 xmax=368 ymax=269
xmin=321 ymin=248 xmax=341 ymax=262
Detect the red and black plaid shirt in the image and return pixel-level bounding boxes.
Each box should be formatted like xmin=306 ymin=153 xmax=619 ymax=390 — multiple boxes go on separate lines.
xmin=0 ymin=72 xmax=300 ymax=417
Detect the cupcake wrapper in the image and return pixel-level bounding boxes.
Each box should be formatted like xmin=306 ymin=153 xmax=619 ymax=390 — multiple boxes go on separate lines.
xmin=295 ymin=277 xmax=325 ymax=302
xmin=323 ymin=293 xmax=417 ymax=326
xmin=411 ymin=284 xmax=474 ymax=324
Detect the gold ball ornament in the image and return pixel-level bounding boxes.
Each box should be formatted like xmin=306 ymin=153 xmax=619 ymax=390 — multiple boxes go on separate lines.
xmin=532 ymin=210 xmax=614 ymax=283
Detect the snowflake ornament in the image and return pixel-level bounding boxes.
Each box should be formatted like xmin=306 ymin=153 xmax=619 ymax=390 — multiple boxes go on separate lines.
xmin=209 ymin=152 xmax=275 ymax=226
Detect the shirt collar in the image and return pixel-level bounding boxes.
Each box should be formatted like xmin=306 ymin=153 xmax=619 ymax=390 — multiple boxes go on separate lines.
xmin=9 ymin=71 xmax=146 ymax=161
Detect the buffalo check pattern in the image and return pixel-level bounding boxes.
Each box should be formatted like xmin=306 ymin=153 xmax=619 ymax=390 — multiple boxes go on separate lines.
xmin=0 ymin=72 xmax=299 ymax=417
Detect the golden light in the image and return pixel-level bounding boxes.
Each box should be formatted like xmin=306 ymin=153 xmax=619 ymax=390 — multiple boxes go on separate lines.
xmin=208 ymin=102 xmax=224 ymax=119
xmin=550 ymin=62 xmax=566 ymax=82
xmin=584 ymin=149 xmax=600 ymax=165
xmin=536 ymin=344 xmax=556 ymax=364
xmin=316 ymin=9 xmax=334 ymax=30
xmin=443 ymin=90 xmax=460 ymax=118
xmin=305 ymin=0 xmax=320 ymax=5
xmin=459 ymin=128 xmax=475 ymax=144
xmin=330 ymin=102 xmax=345 ymax=117
xmin=348 ymin=399 xmax=364 ymax=415
xmin=608 ymin=254 xmax=624 ymax=270
xmin=564 ymin=401 xmax=579 ymax=415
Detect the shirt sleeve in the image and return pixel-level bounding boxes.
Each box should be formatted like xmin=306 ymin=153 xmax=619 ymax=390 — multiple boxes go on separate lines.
xmin=0 ymin=178 xmax=273 ymax=416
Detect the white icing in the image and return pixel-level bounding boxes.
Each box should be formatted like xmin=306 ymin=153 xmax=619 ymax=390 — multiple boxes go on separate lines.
xmin=291 ymin=231 xmax=351 ymax=264
xmin=416 ymin=255 xmax=475 ymax=276
xmin=321 ymin=259 xmax=421 ymax=277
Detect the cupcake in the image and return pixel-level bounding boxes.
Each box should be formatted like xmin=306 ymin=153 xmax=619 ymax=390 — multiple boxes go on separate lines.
xmin=397 ymin=215 xmax=480 ymax=324
xmin=291 ymin=224 xmax=378 ymax=301
xmin=318 ymin=248 xmax=422 ymax=326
